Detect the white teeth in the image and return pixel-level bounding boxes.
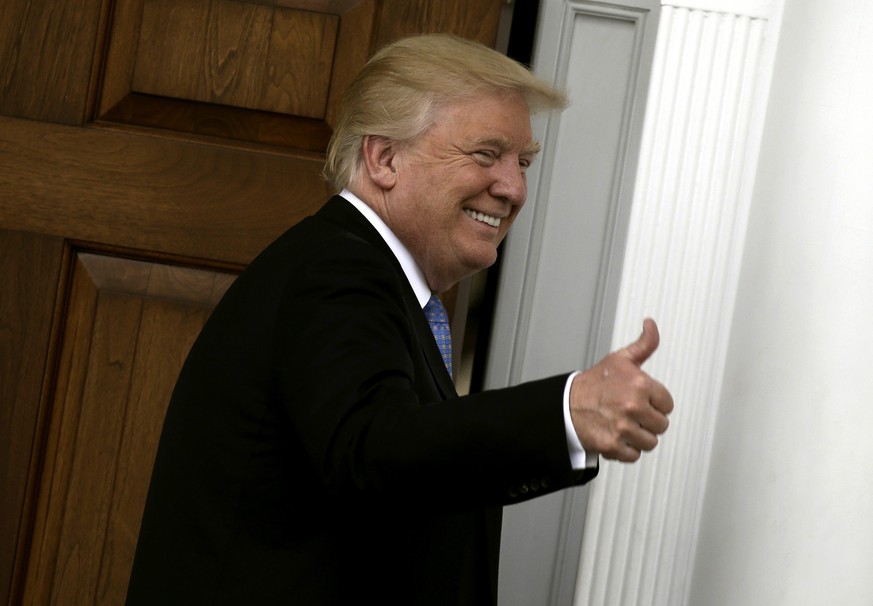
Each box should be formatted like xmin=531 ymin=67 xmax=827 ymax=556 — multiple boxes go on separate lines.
xmin=464 ymin=208 xmax=501 ymax=227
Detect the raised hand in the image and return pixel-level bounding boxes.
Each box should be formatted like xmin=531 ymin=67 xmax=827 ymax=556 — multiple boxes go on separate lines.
xmin=569 ymin=318 xmax=674 ymax=462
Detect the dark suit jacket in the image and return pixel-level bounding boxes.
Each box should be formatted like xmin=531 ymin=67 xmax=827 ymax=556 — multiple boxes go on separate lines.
xmin=126 ymin=196 xmax=597 ymax=605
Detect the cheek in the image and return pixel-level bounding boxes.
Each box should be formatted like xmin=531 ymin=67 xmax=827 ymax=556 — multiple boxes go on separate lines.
xmin=496 ymin=205 xmax=522 ymax=238
xmin=506 ymin=204 xmax=524 ymax=226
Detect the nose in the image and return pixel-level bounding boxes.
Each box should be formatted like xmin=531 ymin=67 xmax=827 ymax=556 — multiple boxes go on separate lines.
xmin=489 ymin=157 xmax=527 ymax=205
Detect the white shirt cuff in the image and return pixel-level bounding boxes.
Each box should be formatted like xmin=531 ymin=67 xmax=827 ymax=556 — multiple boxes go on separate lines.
xmin=563 ymin=371 xmax=599 ymax=470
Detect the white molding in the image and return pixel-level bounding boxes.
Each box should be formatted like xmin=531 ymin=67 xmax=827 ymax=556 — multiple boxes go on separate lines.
xmin=574 ymin=2 xmax=784 ymax=605
xmin=491 ymin=1 xmax=661 ymax=604
xmin=664 ymin=0 xmax=774 ymax=19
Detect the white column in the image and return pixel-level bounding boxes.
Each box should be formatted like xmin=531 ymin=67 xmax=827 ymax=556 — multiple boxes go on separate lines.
xmin=690 ymin=0 xmax=873 ymax=603
xmin=574 ymin=2 xmax=783 ymax=604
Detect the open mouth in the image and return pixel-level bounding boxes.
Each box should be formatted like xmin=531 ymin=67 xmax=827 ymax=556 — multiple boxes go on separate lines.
xmin=464 ymin=208 xmax=501 ymax=228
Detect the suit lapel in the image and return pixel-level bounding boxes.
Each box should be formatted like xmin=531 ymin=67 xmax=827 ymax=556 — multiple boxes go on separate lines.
xmin=316 ymin=196 xmax=458 ymax=400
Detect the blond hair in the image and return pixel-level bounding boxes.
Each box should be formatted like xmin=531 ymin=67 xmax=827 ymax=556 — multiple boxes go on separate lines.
xmin=322 ymin=33 xmax=567 ymax=191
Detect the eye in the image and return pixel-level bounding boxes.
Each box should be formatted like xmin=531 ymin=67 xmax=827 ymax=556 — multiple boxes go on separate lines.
xmin=472 ymin=150 xmax=498 ymax=166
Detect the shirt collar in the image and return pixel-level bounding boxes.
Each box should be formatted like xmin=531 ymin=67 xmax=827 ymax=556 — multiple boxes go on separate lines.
xmin=340 ymin=189 xmax=431 ymax=309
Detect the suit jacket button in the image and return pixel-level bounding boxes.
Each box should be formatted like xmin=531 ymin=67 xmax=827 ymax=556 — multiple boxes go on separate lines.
xmin=519 ymin=484 xmax=529 ymax=494
xmin=508 ymin=488 xmax=518 ymax=498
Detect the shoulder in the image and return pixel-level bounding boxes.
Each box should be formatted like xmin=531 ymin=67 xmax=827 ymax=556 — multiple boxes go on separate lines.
xmin=236 ymin=203 xmax=400 ymax=292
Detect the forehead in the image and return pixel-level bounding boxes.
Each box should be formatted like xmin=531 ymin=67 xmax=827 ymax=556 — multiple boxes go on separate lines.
xmin=427 ymin=92 xmax=536 ymax=152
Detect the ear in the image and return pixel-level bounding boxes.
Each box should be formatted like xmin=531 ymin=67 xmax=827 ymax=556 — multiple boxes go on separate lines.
xmin=362 ymin=135 xmax=399 ymax=190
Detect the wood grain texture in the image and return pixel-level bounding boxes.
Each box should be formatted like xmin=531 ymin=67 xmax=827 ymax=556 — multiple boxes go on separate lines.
xmin=324 ymin=0 xmax=377 ymax=128
xmin=99 ymin=0 xmax=372 ymax=149
xmin=21 ymin=253 xmax=234 ymax=605
xmin=374 ymin=0 xmax=504 ymax=47
xmin=0 ymin=115 xmax=331 ymax=266
xmin=132 ymin=0 xmax=338 ymax=117
xmin=96 ymin=0 xmax=147 ymax=118
xmin=266 ymin=5 xmax=339 ymax=117
xmin=99 ymin=93 xmax=334 ymax=151
xmin=96 ymin=0 xmax=503 ymax=149
xmin=1 ymin=1 xmax=508 ymax=602
xmin=0 ymin=232 xmax=64 ymax=606
xmin=0 ymin=0 xmax=104 ymax=124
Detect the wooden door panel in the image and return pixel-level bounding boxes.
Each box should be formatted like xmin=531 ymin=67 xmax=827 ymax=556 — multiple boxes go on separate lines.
xmin=132 ymin=0 xmax=340 ymax=117
xmin=99 ymin=0 xmax=374 ymax=150
xmin=374 ymin=0 xmax=504 ymax=45
xmin=21 ymin=252 xmax=234 ymax=605
xmin=0 ymin=231 xmax=65 ymax=606
xmin=0 ymin=1 xmax=507 ymax=603
xmin=0 ymin=0 xmax=102 ymax=124
xmin=0 ymin=115 xmax=329 ymax=266
xmin=97 ymin=0 xmax=501 ymax=150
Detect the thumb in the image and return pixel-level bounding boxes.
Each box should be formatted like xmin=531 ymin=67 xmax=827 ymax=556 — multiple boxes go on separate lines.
xmin=618 ymin=318 xmax=660 ymax=366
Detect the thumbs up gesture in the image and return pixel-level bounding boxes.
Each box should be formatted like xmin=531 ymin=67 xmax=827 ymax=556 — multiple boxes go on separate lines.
xmin=570 ymin=318 xmax=674 ymax=462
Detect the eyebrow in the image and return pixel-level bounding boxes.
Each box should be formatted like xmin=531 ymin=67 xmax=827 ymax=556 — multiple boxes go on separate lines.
xmin=474 ymin=135 xmax=542 ymax=156
xmin=523 ymin=139 xmax=542 ymax=156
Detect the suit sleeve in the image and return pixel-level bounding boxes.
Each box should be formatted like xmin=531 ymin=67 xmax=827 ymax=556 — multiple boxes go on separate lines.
xmin=271 ymin=237 xmax=596 ymax=511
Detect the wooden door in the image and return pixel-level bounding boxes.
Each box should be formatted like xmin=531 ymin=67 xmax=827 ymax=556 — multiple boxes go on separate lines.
xmin=0 ymin=1 xmax=505 ymax=603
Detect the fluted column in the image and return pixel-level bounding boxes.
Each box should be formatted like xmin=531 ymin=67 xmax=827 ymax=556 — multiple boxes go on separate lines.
xmin=575 ymin=2 xmax=783 ymax=604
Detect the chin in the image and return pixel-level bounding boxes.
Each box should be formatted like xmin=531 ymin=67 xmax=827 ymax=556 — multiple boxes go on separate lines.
xmin=466 ymin=253 xmax=498 ymax=274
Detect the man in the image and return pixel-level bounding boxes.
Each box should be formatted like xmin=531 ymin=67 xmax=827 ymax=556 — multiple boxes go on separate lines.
xmin=126 ymin=34 xmax=673 ymax=605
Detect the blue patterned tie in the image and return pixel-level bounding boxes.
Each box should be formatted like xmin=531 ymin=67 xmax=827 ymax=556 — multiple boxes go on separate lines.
xmin=424 ymin=294 xmax=453 ymax=379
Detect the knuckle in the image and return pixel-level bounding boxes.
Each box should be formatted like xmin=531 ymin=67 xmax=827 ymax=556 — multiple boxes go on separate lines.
xmin=623 ymin=449 xmax=641 ymax=463
xmin=629 ymin=372 xmax=652 ymax=391
xmin=614 ymin=416 xmax=637 ymax=437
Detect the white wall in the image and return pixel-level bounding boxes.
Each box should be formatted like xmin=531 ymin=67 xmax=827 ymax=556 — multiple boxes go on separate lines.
xmin=690 ymin=1 xmax=873 ymax=604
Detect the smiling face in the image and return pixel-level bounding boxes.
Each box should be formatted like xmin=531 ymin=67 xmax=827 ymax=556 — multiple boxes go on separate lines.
xmin=373 ymin=92 xmax=538 ymax=292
